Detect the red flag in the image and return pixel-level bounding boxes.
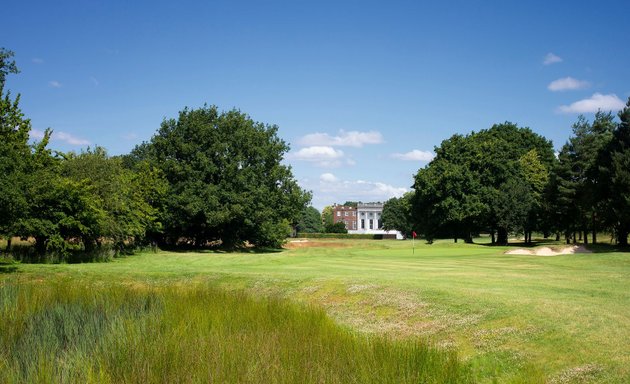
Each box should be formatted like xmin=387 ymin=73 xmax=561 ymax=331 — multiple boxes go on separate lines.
xmin=412 ymin=231 xmax=417 ymax=238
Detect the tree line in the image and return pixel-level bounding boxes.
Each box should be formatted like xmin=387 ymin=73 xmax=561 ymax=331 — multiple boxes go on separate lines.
xmin=0 ymin=48 xmax=309 ymax=261
xmin=380 ymin=108 xmax=630 ymax=246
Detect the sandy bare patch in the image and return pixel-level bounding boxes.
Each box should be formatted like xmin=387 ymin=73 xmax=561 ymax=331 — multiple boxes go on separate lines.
xmin=284 ymin=240 xmax=353 ymax=249
xmin=505 ymin=245 xmax=592 ymax=256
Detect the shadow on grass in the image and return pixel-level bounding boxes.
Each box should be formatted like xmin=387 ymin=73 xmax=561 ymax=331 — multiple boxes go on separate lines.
xmin=583 ymin=243 xmax=630 ymax=253
xmin=476 ymin=239 xmax=630 ymax=253
xmin=158 ymin=244 xmax=283 ymax=255
xmin=477 ymin=239 xmax=559 ymax=248
xmin=0 ymin=263 xmax=19 ymax=273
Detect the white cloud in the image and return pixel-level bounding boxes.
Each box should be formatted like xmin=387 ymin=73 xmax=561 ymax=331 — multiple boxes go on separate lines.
xmin=121 ymin=132 xmax=139 ymax=141
xmin=90 ymin=77 xmax=99 ymax=86
xmin=315 ymin=177 xmax=408 ymax=206
xmin=543 ymin=53 xmax=562 ymax=65
xmin=30 ymin=129 xmax=46 ymax=140
xmin=548 ymin=77 xmax=590 ymax=92
xmin=287 ymin=146 xmax=345 ymax=167
xmin=320 ymin=173 xmax=338 ymax=183
xmin=557 ymin=93 xmax=626 ymax=114
xmin=48 ymin=80 xmax=62 ymax=88
xmin=55 ymin=132 xmax=90 ymax=145
xmin=32 ymin=58 xmax=44 ymax=64
xmin=299 ymin=130 xmax=383 ymax=147
xmin=391 ymin=149 xmax=434 ymax=162
xmin=30 ymin=129 xmax=90 ymax=146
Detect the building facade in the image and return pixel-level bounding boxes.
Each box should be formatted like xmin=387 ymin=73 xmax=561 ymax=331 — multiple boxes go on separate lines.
xmin=356 ymin=202 xmax=383 ymax=231
xmin=332 ymin=204 xmax=357 ymax=230
xmin=348 ymin=202 xmax=403 ymax=239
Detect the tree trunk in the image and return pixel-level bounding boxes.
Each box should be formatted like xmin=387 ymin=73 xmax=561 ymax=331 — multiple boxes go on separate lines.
xmin=618 ymin=229 xmax=629 ymax=247
xmin=453 ymin=237 xmax=458 ymax=243
xmin=573 ymin=232 xmax=577 ymax=244
xmin=34 ymin=236 xmax=48 ymax=256
xmin=591 ymin=213 xmax=597 ymax=244
xmin=6 ymin=238 xmax=11 ymax=252
xmin=464 ymin=232 xmax=473 ymax=243
xmin=491 ymin=230 xmax=496 ymax=245
xmin=497 ymin=228 xmax=508 ymax=245
xmin=583 ymin=230 xmax=588 ymax=245
xmin=555 ymin=232 xmax=560 ymax=241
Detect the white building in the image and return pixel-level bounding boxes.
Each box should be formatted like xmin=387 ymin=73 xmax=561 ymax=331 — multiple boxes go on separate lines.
xmin=348 ymin=202 xmax=403 ymax=239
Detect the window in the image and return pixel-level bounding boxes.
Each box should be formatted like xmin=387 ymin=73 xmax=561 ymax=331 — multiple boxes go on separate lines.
xmin=361 ymin=219 xmax=365 ymax=229
xmin=352 ymin=212 xmax=356 ymax=216
xmin=344 ymin=211 xmax=348 ymax=217
xmin=369 ymin=219 xmax=373 ymax=229
xmin=337 ymin=211 xmax=341 ymax=217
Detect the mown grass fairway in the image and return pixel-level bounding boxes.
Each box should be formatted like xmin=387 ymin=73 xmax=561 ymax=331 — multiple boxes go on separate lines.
xmin=2 ymin=239 xmax=630 ymax=383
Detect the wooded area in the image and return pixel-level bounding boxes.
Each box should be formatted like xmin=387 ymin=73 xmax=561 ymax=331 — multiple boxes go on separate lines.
xmin=2 ymin=45 xmax=630 ymax=262
xmin=0 ymin=48 xmax=309 ymax=261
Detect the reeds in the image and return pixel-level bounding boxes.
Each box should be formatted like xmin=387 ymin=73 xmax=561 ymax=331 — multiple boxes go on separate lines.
xmin=0 ymin=280 xmax=471 ymax=383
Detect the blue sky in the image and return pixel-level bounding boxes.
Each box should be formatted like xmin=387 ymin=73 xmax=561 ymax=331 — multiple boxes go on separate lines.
xmin=4 ymin=0 xmax=630 ymax=210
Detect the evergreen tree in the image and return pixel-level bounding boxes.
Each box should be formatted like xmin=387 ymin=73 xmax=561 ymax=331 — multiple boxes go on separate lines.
xmin=599 ymin=98 xmax=630 ymax=246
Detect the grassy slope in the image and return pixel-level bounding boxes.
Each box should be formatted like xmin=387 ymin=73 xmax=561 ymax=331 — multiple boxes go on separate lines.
xmin=3 ymin=239 xmax=630 ymax=383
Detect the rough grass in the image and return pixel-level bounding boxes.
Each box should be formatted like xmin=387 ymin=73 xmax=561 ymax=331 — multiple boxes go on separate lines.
xmin=3 ymin=237 xmax=629 ymax=383
xmin=0 ymin=279 xmax=471 ymax=384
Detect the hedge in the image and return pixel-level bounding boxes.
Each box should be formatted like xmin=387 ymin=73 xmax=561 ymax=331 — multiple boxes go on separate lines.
xmin=295 ymin=233 xmax=397 ymax=240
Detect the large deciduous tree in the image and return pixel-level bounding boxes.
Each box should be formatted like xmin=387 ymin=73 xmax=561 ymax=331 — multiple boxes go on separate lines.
xmin=0 ymin=48 xmax=32 ymax=251
xmin=382 ymin=193 xmax=413 ymax=237
xmin=411 ymin=123 xmax=554 ymax=244
xmin=133 ymin=105 xmax=310 ymax=248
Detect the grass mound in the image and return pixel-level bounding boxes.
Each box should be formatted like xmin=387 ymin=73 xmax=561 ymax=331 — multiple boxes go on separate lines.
xmin=0 ymin=280 xmax=471 ymax=383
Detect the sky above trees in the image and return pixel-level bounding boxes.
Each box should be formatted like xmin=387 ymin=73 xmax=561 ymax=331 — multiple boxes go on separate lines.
xmin=4 ymin=0 xmax=630 ymax=209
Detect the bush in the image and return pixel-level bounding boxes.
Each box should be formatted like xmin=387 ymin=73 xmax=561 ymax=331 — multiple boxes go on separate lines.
xmin=324 ymin=222 xmax=348 ymax=233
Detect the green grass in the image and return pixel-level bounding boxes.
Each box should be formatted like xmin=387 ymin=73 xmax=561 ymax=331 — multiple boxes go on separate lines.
xmin=3 ymin=238 xmax=630 ymax=383
xmin=0 ymin=279 xmax=469 ymax=383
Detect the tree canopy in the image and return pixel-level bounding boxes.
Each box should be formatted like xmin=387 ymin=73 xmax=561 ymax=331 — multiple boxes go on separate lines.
xmin=411 ymin=122 xmax=555 ymax=244
xmin=381 ymin=193 xmax=413 ymax=236
xmin=132 ymin=105 xmax=310 ymax=248
xmin=296 ymin=206 xmax=323 ymax=233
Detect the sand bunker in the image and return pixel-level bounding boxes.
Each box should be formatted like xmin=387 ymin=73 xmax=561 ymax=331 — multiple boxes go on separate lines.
xmin=505 ymin=245 xmax=592 ymax=256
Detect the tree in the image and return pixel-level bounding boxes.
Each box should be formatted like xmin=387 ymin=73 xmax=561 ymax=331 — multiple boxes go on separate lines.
xmin=552 ymin=113 xmax=615 ymax=244
xmin=133 ymin=105 xmax=310 ymax=248
xmin=518 ymin=149 xmax=549 ymax=242
xmin=411 ymin=123 xmax=554 ymax=244
xmin=321 ymin=206 xmax=334 ymax=228
xmin=381 ymin=193 xmax=413 ymax=237
xmin=296 ymin=206 xmax=323 ymax=233
xmin=0 ymin=48 xmax=31 ymax=251
xmin=0 ymin=48 xmax=19 ymax=91
xmin=62 ymin=147 xmax=167 ymax=251
xmin=598 ymin=98 xmax=630 ymax=246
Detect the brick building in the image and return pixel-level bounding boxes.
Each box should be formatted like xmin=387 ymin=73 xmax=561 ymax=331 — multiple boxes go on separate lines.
xmin=332 ymin=204 xmax=357 ymax=230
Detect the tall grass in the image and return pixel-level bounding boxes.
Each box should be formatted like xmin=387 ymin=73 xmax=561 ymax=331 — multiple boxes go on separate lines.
xmin=0 ymin=280 xmax=472 ymax=383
